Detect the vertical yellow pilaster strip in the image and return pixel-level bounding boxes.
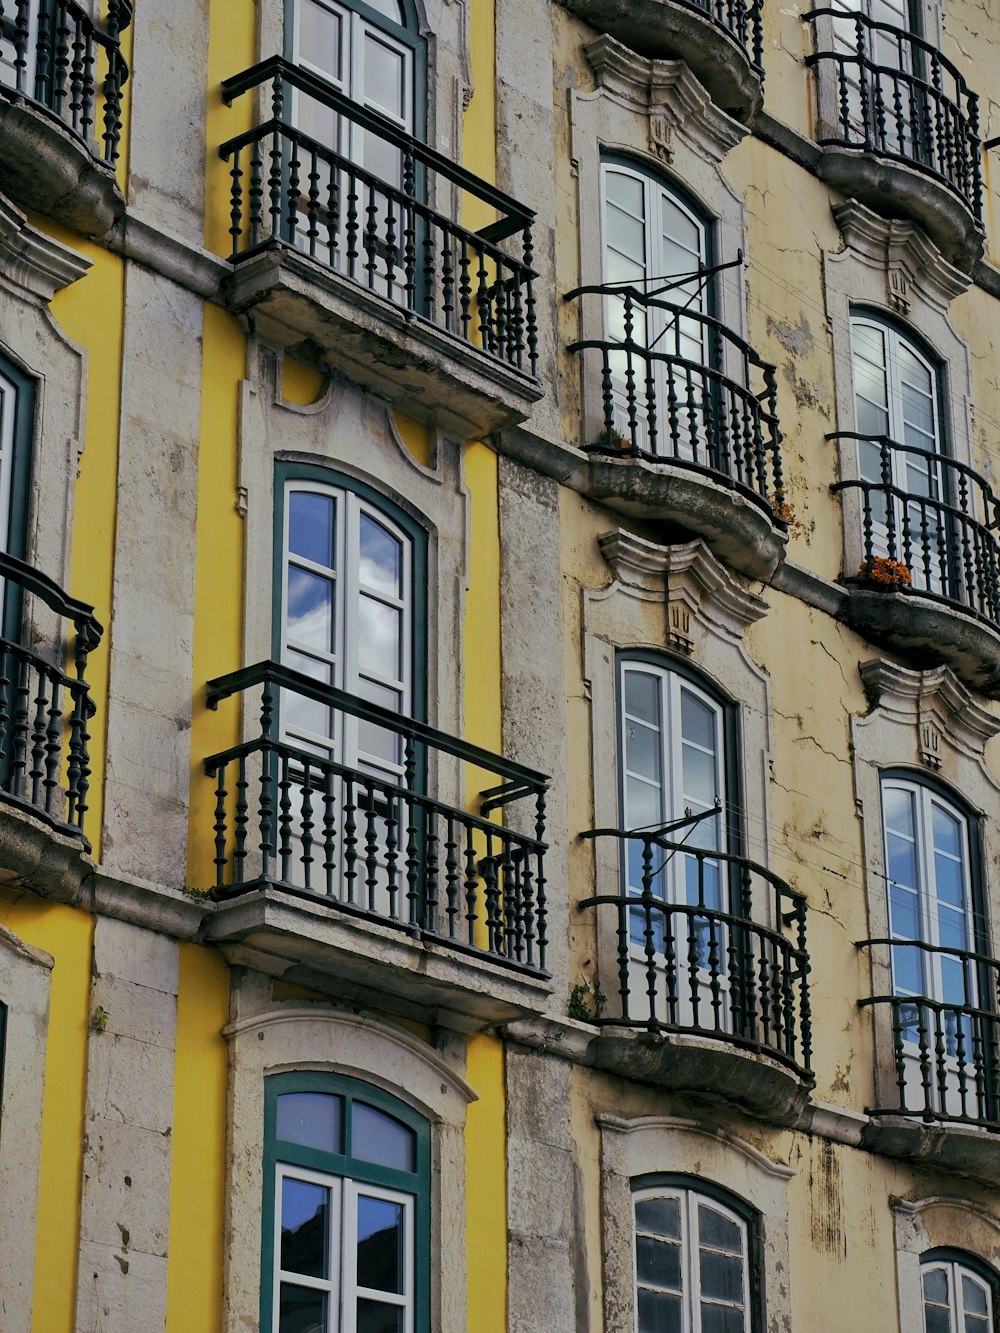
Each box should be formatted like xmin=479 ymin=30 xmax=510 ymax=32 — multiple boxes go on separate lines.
xmin=0 ymin=899 xmax=95 ymax=1333
xmin=165 ymin=944 xmax=231 ymax=1333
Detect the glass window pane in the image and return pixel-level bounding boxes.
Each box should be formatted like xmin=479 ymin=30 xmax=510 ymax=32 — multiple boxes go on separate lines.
xmin=889 ymin=884 xmax=920 ymax=939
xmin=276 ymin=1092 xmax=342 ymax=1153
xmin=364 ymin=35 xmax=405 ymax=119
xmin=681 ymin=744 xmax=717 ymax=809
xmin=279 ymin=1283 xmax=328 ymax=1333
xmin=891 ymin=943 xmax=923 ymax=994
xmin=698 ymin=1204 xmax=742 ymax=1253
xmin=357 ymin=1300 xmax=404 ymax=1333
xmin=963 ymin=1275 xmax=989 ymax=1316
xmin=357 ymin=597 xmax=401 ymax=677
xmin=923 ymin=1267 xmax=949 ymax=1302
xmin=699 ymin=1249 xmax=745 ymax=1303
xmin=625 ymin=719 xmax=662 ymax=784
xmin=701 ymin=1307 xmax=747 ymax=1333
xmin=625 ymin=671 xmax=661 ymax=726
xmin=605 ymin=171 xmax=645 ymax=217
xmin=298 ymin=0 xmax=343 ymax=82
xmin=606 ymin=205 xmax=646 ymax=268
xmin=924 ymin=1309 xmax=951 ymax=1333
xmin=681 ymin=690 xmax=716 ymax=753
xmin=934 ymin=854 xmax=964 ymax=908
xmin=280 ymin=1177 xmax=330 ymax=1278
xmin=635 ymin=1196 xmax=682 ymax=1238
xmin=289 ymin=491 xmax=335 ymax=567
xmin=359 ymin=515 xmax=402 ymax=597
xmin=886 ymin=832 xmax=918 ymax=890
xmin=366 ymin=0 xmax=405 ymax=20
xmin=853 ymin=322 xmax=885 ymax=366
xmin=352 ymin=1102 xmax=416 ymax=1170
xmin=932 ymin=804 xmax=962 ymax=858
xmin=636 ymin=1236 xmax=682 ymax=1290
xmin=637 ymin=1289 xmax=682 ymax=1333
xmin=356 ymin=1194 xmax=404 ymax=1293
xmin=626 ymin=775 xmax=662 ymax=831
xmin=287 ymin=568 xmax=335 ymax=652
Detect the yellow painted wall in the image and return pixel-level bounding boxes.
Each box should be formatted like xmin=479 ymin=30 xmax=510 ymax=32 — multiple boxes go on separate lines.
xmin=165 ymin=944 xmax=231 ymax=1333
xmin=205 ymin=0 xmax=256 ymax=258
xmin=0 ymin=894 xmax=93 ymax=1333
xmin=465 ymin=1033 xmax=508 ymax=1333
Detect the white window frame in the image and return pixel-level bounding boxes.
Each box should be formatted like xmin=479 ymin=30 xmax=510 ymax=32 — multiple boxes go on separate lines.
xmin=0 ymin=364 xmax=18 ymax=555
xmin=281 ymin=480 xmax=414 ymax=778
xmin=273 ymin=1162 xmax=416 ymax=1333
xmin=632 ymin=1184 xmax=752 ymax=1333
xmin=920 ymin=1255 xmax=994 ymax=1333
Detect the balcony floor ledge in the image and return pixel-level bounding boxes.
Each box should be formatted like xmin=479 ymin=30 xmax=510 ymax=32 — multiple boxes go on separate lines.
xmin=558 ymin=0 xmax=762 ymax=121
xmin=0 ymin=796 xmax=94 ymax=905
xmin=839 ymin=585 xmax=1000 ymax=697
xmin=583 ymin=454 xmax=787 ymax=581
xmin=815 ymin=144 xmax=984 ymax=272
xmin=201 ymin=887 xmax=552 ymax=1033
xmin=861 ymin=1114 xmax=1000 ymax=1183
xmin=220 ymin=247 xmax=544 ymax=438
xmin=506 ymin=1016 xmax=812 ymax=1126
xmin=0 ymin=95 xmax=123 ymax=239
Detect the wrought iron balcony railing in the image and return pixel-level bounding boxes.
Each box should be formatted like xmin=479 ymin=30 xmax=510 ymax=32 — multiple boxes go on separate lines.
xmin=682 ymin=0 xmax=764 ymax=72
xmin=0 ymin=0 xmax=130 ymax=164
xmin=804 ymin=9 xmax=983 ymax=223
xmin=831 ymin=433 xmax=1000 ymax=627
xmin=204 ymin=661 xmax=549 ymax=977
xmin=0 ymin=551 xmax=101 ymax=846
xmin=861 ymin=939 xmax=1000 ymax=1130
xmin=219 ymin=57 xmax=539 ymax=379
xmin=566 ymin=283 xmax=784 ymax=512
xmin=579 ymin=828 xmax=813 ymax=1079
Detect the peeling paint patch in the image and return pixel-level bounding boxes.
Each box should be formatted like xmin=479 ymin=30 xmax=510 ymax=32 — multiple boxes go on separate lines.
xmin=767 ymin=313 xmax=815 ymax=357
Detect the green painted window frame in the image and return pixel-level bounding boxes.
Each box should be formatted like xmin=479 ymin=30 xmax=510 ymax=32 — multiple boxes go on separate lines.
xmin=260 ymin=1069 xmax=432 ymax=1332
xmin=272 ymin=461 xmax=429 ymax=727
xmin=0 ymin=353 xmax=35 ymax=641
xmin=0 ymin=1000 xmax=6 ymax=1121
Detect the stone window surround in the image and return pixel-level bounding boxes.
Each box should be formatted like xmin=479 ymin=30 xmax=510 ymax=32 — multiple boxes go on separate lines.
xmin=0 ymin=924 xmax=54 ymax=1332
xmin=568 ymin=33 xmax=750 ymax=447
xmin=893 ymin=1195 xmax=1000 ymax=1333
xmin=822 ymin=200 xmax=975 ymax=580
xmin=220 ymin=990 xmax=476 ymax=1333
xmin=850 ymin=658 xmax=1000 ymax=1111
xmin=597 ymin=1113 xmax=794 ymax=1333
xmin=237 ymin=340 xmax=470 ymax=753
xmin=583 ymin=529 xmax=773 ymax=914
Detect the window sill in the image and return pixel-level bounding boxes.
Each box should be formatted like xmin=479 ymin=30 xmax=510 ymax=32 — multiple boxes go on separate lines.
xmin=220 ymin=246 xmax=545 ymax=437
xmin=202 ymin=885 xmax=553 ymax=1032
xmin=558 ymin=0 xmax=763 ymax=122
xmin=0 ymin=94 xmax=124 ymax=240
xmin=838 ymin=585 xmax=1000 ymax=699
xmin=814 ymin=145 xmax=984 ymax=273
xmin=583 ymin=452 xmax=788 ymax=581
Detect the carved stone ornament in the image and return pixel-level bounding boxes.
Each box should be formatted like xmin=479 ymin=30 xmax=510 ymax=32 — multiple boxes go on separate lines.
xmin=0 ymin=195 xmax=91 ymax=303
xmin=598 ymin=529 xmax=769 ymax=641
xmin=833 ymin=199 xmax=971 ymax=312
xmin=584 ymin=35 xmax=747 ymax=165
xmin=859 ymin=657 xmax=1000 ymax=763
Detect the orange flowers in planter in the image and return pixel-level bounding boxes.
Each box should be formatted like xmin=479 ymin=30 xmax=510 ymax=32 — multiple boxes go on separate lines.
xmin=860 ymin=556 xmax=912 ymax=588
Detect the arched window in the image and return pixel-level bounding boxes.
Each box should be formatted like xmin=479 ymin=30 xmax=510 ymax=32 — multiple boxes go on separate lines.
xmin=262 ymin=1071 xmax=430 ymax=1333
xmin=600 ymin=159 xmax=713 ymax=460
xmin=880 ymin=773 xmax=991 ymax=1119
xmin=920 ymin=1251 xmax=997 ymax=1333
xmin=633 ymin=1180 xmax=758 ymax=1332
xmin=849 ymin=314 xmax=953 ymax=595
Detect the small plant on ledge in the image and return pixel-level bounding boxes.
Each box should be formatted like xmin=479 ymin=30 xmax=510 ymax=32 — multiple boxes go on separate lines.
xmin=568 ymin=978 xmax=607 ymax=1022
xmin=768 ymin=487 xmax=803 ymax=536
xmin=590 ymin=425 xmax=631 ymax=452
xmin=859 ymin=556 xmax=912 ymax=589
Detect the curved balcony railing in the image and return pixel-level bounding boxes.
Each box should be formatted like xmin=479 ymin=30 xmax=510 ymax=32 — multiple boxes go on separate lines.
xmin=579 ymin=828 xmax=813 ymax=1079
xmin=681 ymin=0 xmax=764 ymax=73
xmin=0 ymin=551 xmax=102 ymax=845
xmin=566 ymin=283 xmax=784 ymax=513
xmin=0 ymin=0 xmax=131 ymax=164
xmin=219 ymin=57 xmax=539 ymax=379
xmin=861 ymin=939 xmax=1000 ymax=1130
xmin=204 ymin=661 xmax=549 ymax=977
xmin=831 ymin=433 xmax=1000 ymax=627
xmin=804 ymin=9 xmax=983 ymax=223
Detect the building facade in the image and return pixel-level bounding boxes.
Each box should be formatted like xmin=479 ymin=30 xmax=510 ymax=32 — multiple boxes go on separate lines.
xmin=0 ymin=0 xmax=999 ymax=1330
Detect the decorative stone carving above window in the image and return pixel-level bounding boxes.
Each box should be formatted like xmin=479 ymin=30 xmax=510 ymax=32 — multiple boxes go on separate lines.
xmin=584 ymin=35 xmax=748 ymax=165
xmin=858 ymin=658 xmax=1000 ymax=766
xmin=833 ymin=200 xmax=971 ymax=314
xmin=0 ymin=197 xmax=92 ymax=304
